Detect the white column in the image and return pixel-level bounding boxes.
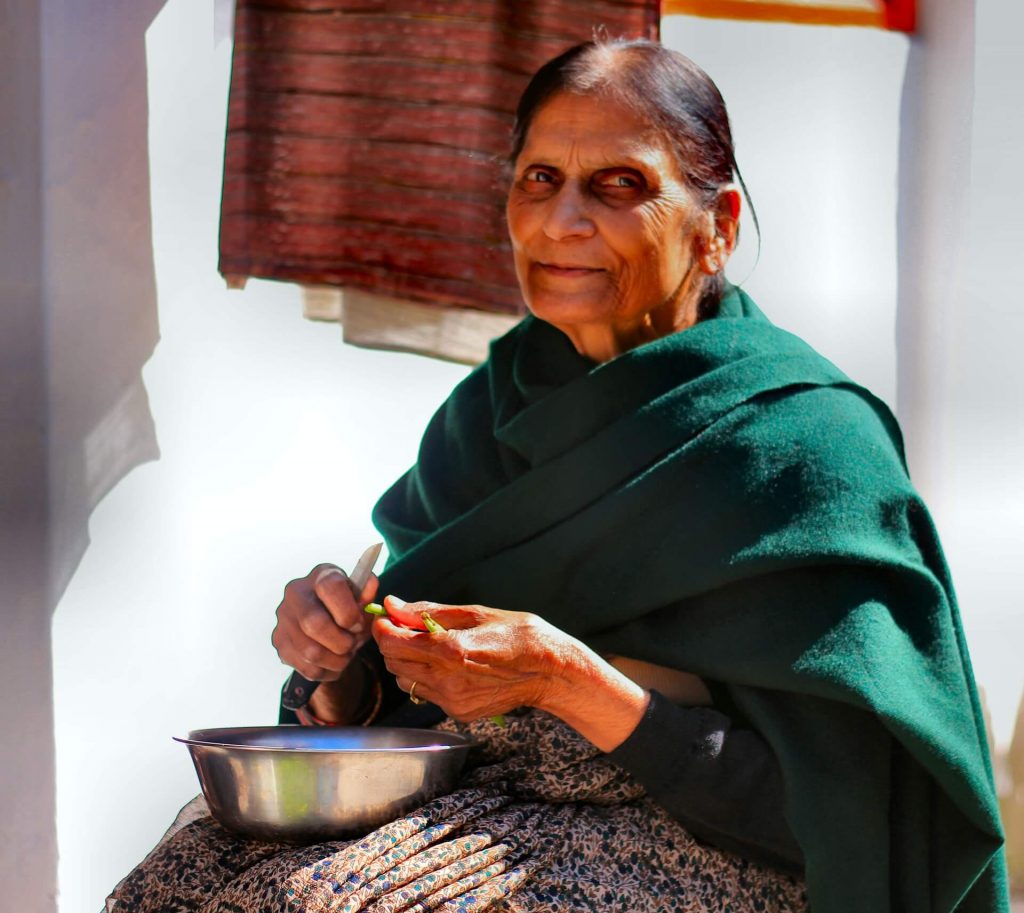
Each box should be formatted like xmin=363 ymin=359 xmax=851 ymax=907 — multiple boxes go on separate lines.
xmin=894 ymin=0 xmax=977 ymax=498
xmin=0 ymin=1 xmax=58 ymax=910
xmin=896 ymin=0 xmax=1024 ymax=746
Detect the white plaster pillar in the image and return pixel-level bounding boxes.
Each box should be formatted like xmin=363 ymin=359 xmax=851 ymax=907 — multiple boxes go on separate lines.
xmin=0 ymin=2 xmax=58 ymax=910
xmin=895 ymin=0 xmax=1024 ymax=744
xmin=894 ymin=0 xmax=977 ymax=498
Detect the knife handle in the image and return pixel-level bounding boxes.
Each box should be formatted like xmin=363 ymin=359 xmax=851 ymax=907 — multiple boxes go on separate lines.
xmin=281 ymin=670 xmax=321 ymax=711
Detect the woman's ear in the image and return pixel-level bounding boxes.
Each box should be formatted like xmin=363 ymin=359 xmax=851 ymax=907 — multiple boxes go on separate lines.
xmin=716 ymin=186 xmax=741 ymax=248
xmin=697 ymin=186 xmax=742 ymax=275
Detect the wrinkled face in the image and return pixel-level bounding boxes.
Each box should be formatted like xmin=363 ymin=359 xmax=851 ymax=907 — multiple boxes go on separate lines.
xmin=506 ymin=91 xmax=709 ymax=361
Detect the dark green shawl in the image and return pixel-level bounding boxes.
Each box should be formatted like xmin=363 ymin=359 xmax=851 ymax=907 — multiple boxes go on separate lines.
xmin=373 ymin=287 xmax=1007 ymax=912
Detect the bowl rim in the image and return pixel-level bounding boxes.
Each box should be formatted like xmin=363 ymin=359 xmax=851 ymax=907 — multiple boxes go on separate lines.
xmin=174 ymin=725 xmax=479 ymax=754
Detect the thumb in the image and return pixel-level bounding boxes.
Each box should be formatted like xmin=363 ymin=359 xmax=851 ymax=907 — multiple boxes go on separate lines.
xmin=416 ymin=603 xmax=490 ymax=631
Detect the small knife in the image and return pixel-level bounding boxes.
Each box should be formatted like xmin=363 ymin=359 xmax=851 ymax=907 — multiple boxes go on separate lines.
xmin=281 ymin=541 xmax=384 ymax=711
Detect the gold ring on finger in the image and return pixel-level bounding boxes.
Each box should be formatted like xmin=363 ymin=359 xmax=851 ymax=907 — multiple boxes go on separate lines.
xmin=408 ymin=681 xmax=427 ymax=705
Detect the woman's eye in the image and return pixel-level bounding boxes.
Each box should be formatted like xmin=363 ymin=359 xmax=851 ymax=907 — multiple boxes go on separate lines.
xmin=523 ymin=169 xmax=554 ymax=184
xmin=595 ymin=171 xmax=645 ymax=194
xmin=598 ymin=172 xmax=638 ymax=190
xmin=517 ymin=168 xmax=558 ymax=195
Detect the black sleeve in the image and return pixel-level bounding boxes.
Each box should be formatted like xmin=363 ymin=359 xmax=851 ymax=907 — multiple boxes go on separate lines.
xmin=606 ymin=690 xmax=804 ymax=873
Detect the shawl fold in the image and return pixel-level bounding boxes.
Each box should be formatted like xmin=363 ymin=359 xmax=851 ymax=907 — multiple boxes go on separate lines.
xmin=372 ymin=287 xmax=1007 ymax=912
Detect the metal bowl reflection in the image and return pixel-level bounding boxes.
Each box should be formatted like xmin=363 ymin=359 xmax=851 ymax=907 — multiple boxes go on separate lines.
xmin=175 ymin=726 xmax=474 ymax=842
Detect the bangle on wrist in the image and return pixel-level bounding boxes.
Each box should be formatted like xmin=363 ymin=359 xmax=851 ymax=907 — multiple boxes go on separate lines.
xmin=354 ymin=655 xmax=383 ymax=726
xmin=294 ymin=656 xmax=382 ymax=728
xmin=294 ymin=703 xmax=332 ymax=726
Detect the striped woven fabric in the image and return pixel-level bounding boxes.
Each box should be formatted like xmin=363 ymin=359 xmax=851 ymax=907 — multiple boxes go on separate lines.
xmin=219 ymin=0 xmax=660 ymax=315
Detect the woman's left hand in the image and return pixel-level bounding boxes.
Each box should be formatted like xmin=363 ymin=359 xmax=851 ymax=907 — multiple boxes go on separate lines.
xmin=371 ymin=597 xmax=650 ymax=751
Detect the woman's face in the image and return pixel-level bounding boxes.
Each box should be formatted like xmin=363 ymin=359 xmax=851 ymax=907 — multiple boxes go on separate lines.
xmin=506 ymin=91 xmax=713 ymax=362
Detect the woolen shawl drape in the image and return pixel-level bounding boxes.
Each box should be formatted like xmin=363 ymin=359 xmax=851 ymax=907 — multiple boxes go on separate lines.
xmin=372 ymin=287 xmax=1007 ymax=912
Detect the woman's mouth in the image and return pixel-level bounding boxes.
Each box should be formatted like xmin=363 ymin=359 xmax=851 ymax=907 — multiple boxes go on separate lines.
xmin=536 ymin=262 xmax=603 ymax=278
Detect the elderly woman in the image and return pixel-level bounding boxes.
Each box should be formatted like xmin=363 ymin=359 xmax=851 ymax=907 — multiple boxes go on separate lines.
xmin=108 ymin=39 xmax=1006 ymax=913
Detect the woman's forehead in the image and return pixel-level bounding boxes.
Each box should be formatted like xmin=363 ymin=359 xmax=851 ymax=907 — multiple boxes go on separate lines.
xmin=517 ymin=92 xmax=675 ymax=171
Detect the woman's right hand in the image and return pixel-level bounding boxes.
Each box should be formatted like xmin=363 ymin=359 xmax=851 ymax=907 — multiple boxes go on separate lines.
xmin=272 ymin=564 xmax=379 ymax=719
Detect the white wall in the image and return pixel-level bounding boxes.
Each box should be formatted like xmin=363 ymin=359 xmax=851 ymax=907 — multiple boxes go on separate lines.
xmin=917 ymin=0 xmax=1024 ymax=755
xmin=1 ymin=5 xmax=56 ymax=912
xmin=45 ymin=3 xmax=1024 ymax=912
xmin=664 ymin=16 xmax=908 ymax=409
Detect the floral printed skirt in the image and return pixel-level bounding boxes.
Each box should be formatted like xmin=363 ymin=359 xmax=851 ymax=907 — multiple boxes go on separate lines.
xmin=106 ymin=710 xmax=806 ymax=912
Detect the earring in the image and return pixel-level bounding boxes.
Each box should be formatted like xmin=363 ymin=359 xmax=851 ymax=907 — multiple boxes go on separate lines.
xmin=703 ymin=236 xmax=724 ymax=274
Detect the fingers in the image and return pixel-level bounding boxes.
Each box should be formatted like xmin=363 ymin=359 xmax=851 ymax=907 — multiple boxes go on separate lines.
xmin=273 ymin=563 xmax=373 ymax=682
xmin=357 ymin=573 xmax=380 ymax=606
xmin=416 ymin=604 xmax=488 ymax=630
xmin=312 ymin=566 xmax=369 ymax=637
xmin=294 ymin=609 xmax=361 ymax=659
xmin=371 ymin=615 xmax=454 ymax=664
xmin=382 ymin=598 xmax=486 ymax=631
xmin=388 ymin=661 xmax=434 ymax=690
xmin=393 ymin=674 xmax=440 ymax=707
xmin=271 ymin=626 xmax=345 ymax=682
xmin=372 ymin=600 xmax=558 ymax=721
xmin=391 ymin=669 xmax=505 ymax=723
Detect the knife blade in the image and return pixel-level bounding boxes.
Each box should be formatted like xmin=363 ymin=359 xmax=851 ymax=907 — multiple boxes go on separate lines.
xmin=281 ymin=541 xmax=384 ymax=711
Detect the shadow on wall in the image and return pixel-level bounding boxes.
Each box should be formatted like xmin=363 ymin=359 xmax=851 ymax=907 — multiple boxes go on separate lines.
xmin=44 ymin=0 xmax=170 ymax=606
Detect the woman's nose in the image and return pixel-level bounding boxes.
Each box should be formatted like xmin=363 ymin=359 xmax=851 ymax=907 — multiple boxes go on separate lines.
xmin=542 ymin=184 xmax=596 ymax=241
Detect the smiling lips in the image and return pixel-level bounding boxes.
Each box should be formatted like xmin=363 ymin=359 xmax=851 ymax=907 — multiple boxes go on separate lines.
xmin=535 ymin=262 xmax=604 ymax=278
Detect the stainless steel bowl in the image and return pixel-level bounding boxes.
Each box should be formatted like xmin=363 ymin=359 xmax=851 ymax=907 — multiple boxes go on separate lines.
xmin=175 ymin=726 xmax=475 ymax=842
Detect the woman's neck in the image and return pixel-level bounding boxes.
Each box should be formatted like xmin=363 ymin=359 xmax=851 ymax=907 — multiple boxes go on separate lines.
xmin=559 ymin=290 xmax=703 ymax=362
xmin=556 ymin=265 xmax=708 ymax=362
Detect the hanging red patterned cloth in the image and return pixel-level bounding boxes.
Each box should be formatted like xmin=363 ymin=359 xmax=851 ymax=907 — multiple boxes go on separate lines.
xmin=219 ymin=1 xmax=660 ymax=318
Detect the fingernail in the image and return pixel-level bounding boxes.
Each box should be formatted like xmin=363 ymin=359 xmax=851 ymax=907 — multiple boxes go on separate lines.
xmin=388 ymin=596 xmax=407 ymax=608
xmin=314 ymin=567 xmax=344 ymax=586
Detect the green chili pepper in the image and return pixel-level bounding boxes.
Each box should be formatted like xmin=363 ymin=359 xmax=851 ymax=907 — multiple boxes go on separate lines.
xmin=420 ymin=612 xmax=444 ymax=634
